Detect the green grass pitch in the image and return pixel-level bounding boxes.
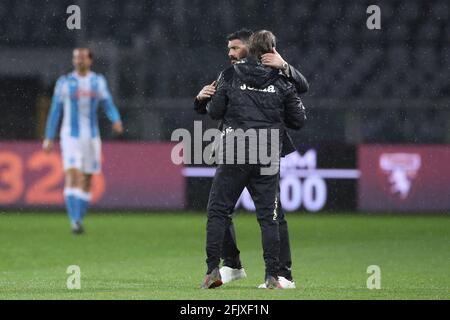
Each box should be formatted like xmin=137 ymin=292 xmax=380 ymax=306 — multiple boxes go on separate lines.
xmin=0 ymin=212 xmax=448 ymax=300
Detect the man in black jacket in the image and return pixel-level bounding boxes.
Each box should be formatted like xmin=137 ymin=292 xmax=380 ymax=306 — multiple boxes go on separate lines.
xmin=195 ymin=29 xmax=308 ymax=288
xmin=200 ymin=30 xmax=306 ymax=289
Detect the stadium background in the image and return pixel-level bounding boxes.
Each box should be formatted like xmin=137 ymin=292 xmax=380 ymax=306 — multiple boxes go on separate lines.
xmin=1 ymin=0 xmax=449 ymax=212
xmin=0 ymin=0 xmax=449 ymax=300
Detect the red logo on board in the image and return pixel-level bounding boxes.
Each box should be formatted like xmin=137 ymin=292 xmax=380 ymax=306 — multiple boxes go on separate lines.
xmin=379 ymin=153 xmax=421 ymax=200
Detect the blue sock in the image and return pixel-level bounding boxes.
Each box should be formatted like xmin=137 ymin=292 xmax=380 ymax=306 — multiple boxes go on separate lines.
xmin=79 ymin=198 xmax=90 ymax=220
xmin=75 ymin=190 xmax=91 ymax=221
xmin=64 ymin=189 xmax=79 ymax=224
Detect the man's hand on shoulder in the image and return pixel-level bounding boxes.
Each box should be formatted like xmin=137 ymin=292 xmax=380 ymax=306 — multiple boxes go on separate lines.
xmin=196 ymin=81 xmax=217 ymax=101
xmin=261 ymin=48 xmax=289 ymax=75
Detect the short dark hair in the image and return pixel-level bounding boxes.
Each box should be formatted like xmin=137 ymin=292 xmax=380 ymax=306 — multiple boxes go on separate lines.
xmin=227 ymin=28 xmax=253 ymax=43
xmin=248 ymin=30 xmax=276 ymax=58
xmin=75 ymin=47 xmax=94 ymax=60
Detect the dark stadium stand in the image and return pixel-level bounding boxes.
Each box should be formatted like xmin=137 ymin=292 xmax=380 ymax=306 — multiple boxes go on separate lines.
xmin=1 ymin=0 xmax=448 ymax=98
xmin=0 ymin=0 xmax=448 ymax=142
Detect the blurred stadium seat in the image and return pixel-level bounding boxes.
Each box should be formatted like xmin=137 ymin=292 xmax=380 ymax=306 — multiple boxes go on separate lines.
xmin=0 ymin=0 xmax=448 ymax=143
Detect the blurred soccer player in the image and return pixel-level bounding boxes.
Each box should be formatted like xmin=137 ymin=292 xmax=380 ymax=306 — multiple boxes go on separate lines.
xmin=43 ymin=48 xmax=123 ymax=234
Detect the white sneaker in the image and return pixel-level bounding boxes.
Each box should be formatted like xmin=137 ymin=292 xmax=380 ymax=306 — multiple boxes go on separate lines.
xmin=219 ymin=266 xmax=247 ymax=284
xmin=258 ymin=276 xmax=296 ymax=289
xmin=278 ymin=276 xmax=296 ymax=289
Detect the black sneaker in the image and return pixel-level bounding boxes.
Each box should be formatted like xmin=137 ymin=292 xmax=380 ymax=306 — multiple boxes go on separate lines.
xmin=71 ymin=222 xmax=85 ymax=235
xmin=265 ymin=275 xmax=282 ymax=289
xmin=200 ymin=268 xmax=223 ymax=289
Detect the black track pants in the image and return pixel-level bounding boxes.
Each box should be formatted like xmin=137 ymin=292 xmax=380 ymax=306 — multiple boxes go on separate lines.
xmin=206 ymin=164 xmax=280 ymax=278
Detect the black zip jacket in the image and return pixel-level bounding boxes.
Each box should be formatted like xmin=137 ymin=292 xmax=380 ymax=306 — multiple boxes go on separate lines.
xmin=194 ymin=63 xmax=308 ymax=114
xmin=205 ymin=57 xmax=306 ymax=163
xmin=194 ymin=63 xmax=308 ymax=156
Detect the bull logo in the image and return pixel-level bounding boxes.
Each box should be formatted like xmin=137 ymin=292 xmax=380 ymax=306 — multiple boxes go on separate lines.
xmin=379 ymin=153 xmax=421 ymax=199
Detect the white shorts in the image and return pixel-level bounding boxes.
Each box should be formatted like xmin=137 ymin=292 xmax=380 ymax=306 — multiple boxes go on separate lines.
xmin=60 ymin=136 xmax=102 ymax=174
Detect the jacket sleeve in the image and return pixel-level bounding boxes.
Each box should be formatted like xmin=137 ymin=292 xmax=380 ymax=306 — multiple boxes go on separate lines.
xmin=287 ymin=65 xmax=309 ymax=94
xmin=281 ymin=131 xmax=296 ymax=157
xmin=206 ymin=74 xmax=229 ymax=120
xmin=194 ymin=97 xmax=209 ymax=114
xmin=283 ymin=86 xmax=306 ymax=130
